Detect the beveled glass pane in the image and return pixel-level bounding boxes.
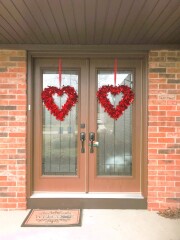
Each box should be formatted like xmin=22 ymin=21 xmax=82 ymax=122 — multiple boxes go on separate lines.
xmin=97 ymin=71 xmax=133 ymax=176
xmin=42 ymin=70 xmax=78 ymax=175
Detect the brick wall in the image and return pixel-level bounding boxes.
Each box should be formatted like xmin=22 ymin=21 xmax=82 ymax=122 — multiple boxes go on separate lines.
xmin=0 ymin=50 xmax=27 ymax=210
xmin=148 ymin=50 xmax=180 ymax=210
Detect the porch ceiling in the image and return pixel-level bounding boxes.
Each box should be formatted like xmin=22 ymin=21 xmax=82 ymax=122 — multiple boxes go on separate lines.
xmin=0 ymin=0 xmax=180 ymax=45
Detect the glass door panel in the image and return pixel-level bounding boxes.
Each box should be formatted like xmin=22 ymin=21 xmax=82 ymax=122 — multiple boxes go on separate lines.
xmin=97 ymin=71 xmax=133 ymax=176
xmin=42 ymin=71 xmax=78 ymax=176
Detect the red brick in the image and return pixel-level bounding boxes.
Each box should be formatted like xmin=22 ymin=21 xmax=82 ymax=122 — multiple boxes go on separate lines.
xmin=158 ymin=138 xmax=175 ymax=143
xmin=175 ymin=182 xmax=180 ymax=187
xmin=148 ymin=116 xmax=158 ymax=122
xmin=158 ymin=160 xmax=175 ymax=164
xmin=166 ymin=155 xmax=180 ymax=160
xmin=166 ymin=166 xmax=180 ymax=171
xmin=17 ymin=106 xmax=26 ymax=110
xmin=167 ymin=67 xmax=180 ymax=73
xmin=149 ymin=73 xmax=159 ymax=78
xmin=166 ymin=187 xmax=179 ymax=192
xmin=9 ymin=67 xmax=26 ymax=73
xmin=149 ymin=111 xmax=167 ymax=117
xmin=159 ymin=127 xmax=175 ymax=132
xmin=18 ymin=84 xmax=26 ymax=89
xmin=0 ymin=199 xmax=8 ymax=203
xmin=148 ymin=203 xmax=160 ymax=210
xmin=166 ymin=122 xmax=180 ymax=127
xmin=0 ymin=176 xmax=7 ymax=181
xmin=9 ymin=100 xmax=26 ymax=105
xmin=166 ymin=100 xmax=177 ymax=105
xmin=149 ymin=154 xmax=165 ymax=159
xmin=148 ymin=176 xmax=166 ymax=181
xmin=149 ymin=122 xmax=166 ymax=126
xmin=157 ymin=181 xmax=175 ymax=187
xmin=149 ymin=100 xmax=166 ymax=105
xmin=0 ymin=83 xmax=17 ymax=88
xmin=148 ymin=143 xmax=166 ymax=149
xmin=167 ymin=111 xmax=180 ymax=116
xmin=159 ymin=202 xmax=179 ymax=209
xmin=8 ymin=89 xmax=25 ymax=95
xmin=17 ymin=192 xmax=26 ymax=197
xmin=17 ymin=202 xmax=27 ymax=209
xmin=149 ymin=90 xmax=166 ymax=95
xmin=0 ymin=203 xmax=17 ymax=209
xmin=0 ymin=181 xmax=16 ymax=186
xmin=17 ymin=62 xmax=26 ymax=67
xmin=148 ymin=170 xmax=158 ymax=176
xmin=159 ymin=106 xmax=176 ymax=111
xmin=157 ymin=192 xmax=175 ymax=198
xmin=148 ymin=106 xmax=158 ymax=110
xmin=7 ymin=198 xmax=19 ymax=203
xmin=9 ymin=111 xmax=26 ymax=116
xmin=148 ymin=192 xmax=158 ymax=197
xmin=9 ymin=122 xmax=26 ymax=126
xmin=149 ymin=78 xmax=166 ymax=84
xmin=159 ymin=84 xmax=176 ymax=89
xmin=148 ymin=187 xmax=165 ymax=192
xmin=9 ymin=133 xmax=26 ymax=137
xmin=148 ymin=133 xmax=166 ymax=137
xmin=0 ymin=99 xmax=10 ymax=105
xmin=148 ymin=160 xmax=158 ymax=165
xmin=148 ymin=149 xmax=157 ymax=154
xmin=166 ymin=176 xmax=180 ymax=181
xmin=148 ymin=138 xmax=158 ymax=143
xmin=167 ymin=133 xmax=180 ymax=137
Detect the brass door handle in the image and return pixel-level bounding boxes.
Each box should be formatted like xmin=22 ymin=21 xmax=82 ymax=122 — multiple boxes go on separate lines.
xmin=80 ymin=132 xmax=85 ymax=153
xmin=89 ymin=132 xmax=95 ymax=153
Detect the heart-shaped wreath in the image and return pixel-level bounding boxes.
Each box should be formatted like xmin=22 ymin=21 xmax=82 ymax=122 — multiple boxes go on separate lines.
xmin=41 ymin=86 xmax=78 ymax=121
xmin=97 ymin=85 xmax=134 ymax=120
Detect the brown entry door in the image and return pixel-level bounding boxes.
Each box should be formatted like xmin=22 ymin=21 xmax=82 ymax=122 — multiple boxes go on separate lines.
xmin=33 ymin=58 xmax=142 ymax=193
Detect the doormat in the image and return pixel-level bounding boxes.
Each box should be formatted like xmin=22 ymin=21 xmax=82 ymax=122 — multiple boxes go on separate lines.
xmin=21 ymin=209 xmax=82 ymax=227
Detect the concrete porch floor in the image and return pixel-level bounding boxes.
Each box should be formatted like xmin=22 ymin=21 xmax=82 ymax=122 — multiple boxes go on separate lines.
xmin=0 ymin=210 xmax=179 ymax=240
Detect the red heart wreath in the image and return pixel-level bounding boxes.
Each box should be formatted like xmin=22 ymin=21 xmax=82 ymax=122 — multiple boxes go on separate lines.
xmin=97 ymin=85 xmax=134 ymax=120
xmin=41 ymin=86 xmax=78 ymax=121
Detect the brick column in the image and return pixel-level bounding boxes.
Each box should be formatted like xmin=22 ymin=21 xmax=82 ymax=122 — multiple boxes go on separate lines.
xmin=0 ymin=50 xmax=27 ymax=210
xmin=148 ymin=50 xmax=180 ymax=210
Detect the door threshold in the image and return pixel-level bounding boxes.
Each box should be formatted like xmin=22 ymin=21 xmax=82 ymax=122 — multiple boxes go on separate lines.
xmin=28 ymin=192 xmax=147 ymax=209
xmin=31 ymin=192 xmax=144 ymax=199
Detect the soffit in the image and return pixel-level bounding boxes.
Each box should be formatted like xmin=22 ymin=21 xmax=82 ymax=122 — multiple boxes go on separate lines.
xmin=0 ymin=0 xmax=179 ymax=45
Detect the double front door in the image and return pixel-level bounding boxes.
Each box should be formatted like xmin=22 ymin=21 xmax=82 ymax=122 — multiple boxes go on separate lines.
xmin=33 ymin=58 xmax=143 ymax=193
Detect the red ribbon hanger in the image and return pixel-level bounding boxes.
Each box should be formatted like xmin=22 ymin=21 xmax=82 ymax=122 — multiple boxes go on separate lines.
xmin=58 ymin=58 xmax=62 ymax=87
xmin=114 ymin=58 xmax=118 ymax=86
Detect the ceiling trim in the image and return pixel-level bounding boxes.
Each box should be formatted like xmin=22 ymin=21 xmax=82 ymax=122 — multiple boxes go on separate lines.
xmin=0 ymin=44 xmax=180 ymax=51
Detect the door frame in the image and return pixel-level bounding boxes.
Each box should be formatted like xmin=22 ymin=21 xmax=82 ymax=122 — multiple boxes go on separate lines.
xmin=27 ymin=47 xmax=148 ymax=208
